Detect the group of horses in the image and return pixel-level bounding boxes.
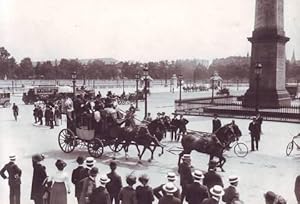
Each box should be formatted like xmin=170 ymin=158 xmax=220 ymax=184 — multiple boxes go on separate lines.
xmin=109 ymin=116 xmax=242 ymax=171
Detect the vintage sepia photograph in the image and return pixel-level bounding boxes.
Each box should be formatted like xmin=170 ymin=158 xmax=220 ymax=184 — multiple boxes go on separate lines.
xmin=0 ymin=0 xmax=299 ymax=203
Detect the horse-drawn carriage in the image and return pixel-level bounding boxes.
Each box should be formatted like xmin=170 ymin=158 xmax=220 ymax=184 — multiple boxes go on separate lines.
xmin=117 ymin=91 xmax=145 ymax=105
xmin=58 ymin=102 xmax=165 ymax=160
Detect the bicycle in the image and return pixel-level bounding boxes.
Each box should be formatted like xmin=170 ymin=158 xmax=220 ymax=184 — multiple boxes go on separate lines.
xmin=229 ymin=139 xmax=249 ymax=158
xmin=286 ymin=135 xmax=300 ymax=156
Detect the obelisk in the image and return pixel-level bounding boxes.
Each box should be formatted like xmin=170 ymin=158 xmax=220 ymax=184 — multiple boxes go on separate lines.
xmin=242 ymin=0 xmax=291 ymax=108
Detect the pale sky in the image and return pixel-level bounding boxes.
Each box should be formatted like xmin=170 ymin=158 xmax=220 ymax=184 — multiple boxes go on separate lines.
xmin=0 ymin=0 xmax=299 ymax=63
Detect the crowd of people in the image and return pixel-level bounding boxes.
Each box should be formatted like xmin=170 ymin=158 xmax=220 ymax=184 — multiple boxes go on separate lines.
xmin=32 ymin=103 xmax=62 ymax=129
xmin=1 ymin=153 xmax=294 ymax=204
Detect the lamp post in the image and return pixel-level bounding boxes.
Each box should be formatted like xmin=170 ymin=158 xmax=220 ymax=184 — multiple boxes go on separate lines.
xmin=83 ymin=65 xmax=87 ymax=86
xmin=135 ymin=73 xmax=140 ymax=111
xmin=178 ymin=74 xmax=183 ymax=106
xmin=143 ymin=65 xmax=149 ymax=119
xmin=254 ymin=63 xmax=263 ymax=113
xmin=122 ymin=76 xmax=125 ymax=94
xmin=72 ymin=71 xmax=77 ymax=97
xmin=210 ymin=72 xmax=220 ymax=104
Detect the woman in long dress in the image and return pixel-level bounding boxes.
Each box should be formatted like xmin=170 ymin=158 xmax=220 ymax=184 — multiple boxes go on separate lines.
xmin=49 ymin=159 xmax=71 ymax=204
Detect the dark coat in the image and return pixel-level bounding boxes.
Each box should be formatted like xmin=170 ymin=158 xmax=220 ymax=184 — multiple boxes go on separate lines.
xmin=178 ymin=162 xmax=193 ymax=187
xmin=222 ymin=186 xmax=239 ymax=204
xmin=212 ymin=119 xmax=221 ymax=133
xmin=71 ymin=166 xmax=86 ymax=198
xmin=203 ymin=170 xmax=223 ymax=190
xmin=89 ymin=186 xmax=111 ymax=204
xmin=295 ymin=175 xmax=300 ymax=202
xmin=79 ymin=177 xmax=96 ymax=204
xmin=179 ymin=118 xmax=189 ymax=132
xmin=136 ymin=185 xmax=154 ymax=204
xmin=106 ymin=171 xmax=122 ymax=196
xmin=153 ymin=184 xmax=181 ymax=200
xmin=118 ymin=186 xmax=137 ymax=204
xmin=0 ymin=162 xmax=22 ymax=186
xmin=30 ymin=163 xmax=47 ymax=200
xmin=248 ymin=122 xmax=260 ymax=138
xmin=201 ymin=198 xmax=219 ymax=204
xmin=186 ymin=182 xmax=209 ymax=204
xmin=158 ymin=195 xmax=181 ymax=204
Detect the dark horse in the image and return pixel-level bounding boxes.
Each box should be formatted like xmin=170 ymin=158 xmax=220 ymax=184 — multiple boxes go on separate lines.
xmin=178 ymin=123 xmax=242 ymax=171
xmin=114 ymin=118 xmax=165 ymax=162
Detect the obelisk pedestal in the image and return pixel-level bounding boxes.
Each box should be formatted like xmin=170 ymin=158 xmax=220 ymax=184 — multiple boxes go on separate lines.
xmin=242 ymin=0 xmax=291 ymax=108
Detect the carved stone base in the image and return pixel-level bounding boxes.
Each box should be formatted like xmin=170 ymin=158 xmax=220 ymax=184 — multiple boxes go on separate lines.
xmin=242 ymin=88 xmax=291 ymax=108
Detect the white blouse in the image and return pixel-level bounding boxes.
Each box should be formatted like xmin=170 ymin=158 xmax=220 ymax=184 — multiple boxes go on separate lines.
xmin=50 ymin=170 xmax=71 ymax=192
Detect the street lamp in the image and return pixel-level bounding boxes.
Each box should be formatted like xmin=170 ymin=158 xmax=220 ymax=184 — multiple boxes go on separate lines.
xmin=83 ymin=65 xmax=87 ymax=86
xmin=135 ymin=73 xmax=140 ymax=111
xmin=210 ymin=72 xmax=220 ymax=104
xmin=122 ymin=75 xmax=125 ymax=95
xmin=178 ymin=74 xmax=183 ymax=106
xmin=254 ymin=63 xmax=263 ymax=113
xmin=72 ymin=71 xmax=77 ymax=97
xmin=143 ymin=65 xmax=149 ymax=119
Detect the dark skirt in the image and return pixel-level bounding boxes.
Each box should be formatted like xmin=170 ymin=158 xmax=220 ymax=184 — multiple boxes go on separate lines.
xmin=50 ymin=182 xmax=67 ymax=204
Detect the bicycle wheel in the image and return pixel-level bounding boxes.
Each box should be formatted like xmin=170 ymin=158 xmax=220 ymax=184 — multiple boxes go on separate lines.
xmin=234 ymin=142 xmax=248 ymax=157
xmin=286 ymin=141 xmax=294 ymax=156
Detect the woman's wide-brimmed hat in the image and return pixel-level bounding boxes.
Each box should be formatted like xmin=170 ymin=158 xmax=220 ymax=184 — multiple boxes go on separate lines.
xmin=32 ymin=154 xmax=45 ymax=162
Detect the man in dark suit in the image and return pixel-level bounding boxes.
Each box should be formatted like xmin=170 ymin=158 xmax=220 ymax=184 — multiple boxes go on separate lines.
xmin=186 ymin=170 xmax=209 ymax=204
xmin=30 ymin=154 xmax=47 ymax=204
xmin=0 ymin=155 xmax=22 ymax=204
xmin=203 ymin=160 xmax=223 ymax=191
xmin=178 ymin=154 xmax=193 ymax=204
xmin=158 ymin=183 xmax=181 ymax=204
xmin=72 ymin=156 xmax=86 ymax=203
xmin=201 ymin=185 xmax=224 ymax=204
xmin=153 ymin=172 xmax=180 ymax=200
xmin=79 ymin=167 xmax=98 ymax=204
xmin=248 ymin=117 xmax=260 ymax=151
xmin=222 ymin=175 xmax=240 ymax=204
xmin=106 ymin=161 xmax=122 ymax=204
xmin=178 ymin=115 xmax=189 ymax=141
xmin=212 ymin=114 xmax=222 ymax=133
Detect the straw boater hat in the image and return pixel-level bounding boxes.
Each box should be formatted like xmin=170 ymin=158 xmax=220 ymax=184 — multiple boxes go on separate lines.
xmin=9 ymin=155 xmax=16 ymax=162
xmin=182 ymin=154 xmax=191 ymax=161
xmin=85 ymin=157 xmax=96 ymax=167
xmin=228 ymin=175 xmax=239 ymax=184
xmin=167 ymin=172 xmax=177 ymax=181
xmin=192 ymin=170 xmax=204 ymax=180
xmin=99 ymin=175 xmax=111 ymax=184
xmin=163 ymin=182 xmax=178 ymax=193
xmin=210 ymin=185 xmax=225 ymax=197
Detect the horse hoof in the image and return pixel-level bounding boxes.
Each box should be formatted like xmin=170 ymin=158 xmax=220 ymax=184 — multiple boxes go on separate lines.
xmin=221 ymin=169 xmax=225 ymax=172
xmin=158 ymin=154 xmax=162 ymax=157
xmin=138 ymin=160 xmax=143 ymax=164
xmin=112 ymin=157 xmax=116 ymax=160
xmin=148 ymin=159 xmax=152 ymax=162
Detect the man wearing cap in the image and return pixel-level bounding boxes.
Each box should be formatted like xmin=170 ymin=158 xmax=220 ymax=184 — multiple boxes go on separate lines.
xmin=212 ymin=114 xmax=222 ymax=133
xmin=72 ymin=156 xmax=86 ymax=203
xmin=222 ymin=175 xmax=240 ymax=204
xmin=201 ymin=185 xmax=224 ymax=204
xmin=178 ymin=154 xmax=193 ymax=204
xmin=248 ymin=116 xmax=260 ymax=151
xmin=78 ymin=167 xmax=98 ymax=204
xmin=177 ymin=115 xmax=189 ymax=141
xmin=118 ymin=174 xmax=137 ymax=204
xmin=158 ymin=182 xmax=181 ymax=204
xmin=106 ymin=161 xmax=122 ymax=204
xmin=30 ymin=154 xmax=47 ymax=204
xmin=153 ymin=172 xmax=180 ymax=200
xmin=0 ymin=155 xmax=22 ymax=204
xmin=186 ymin=170 xmax=209 ymax=204
xmin=203 ymin=160 xmax=223 ymax=191
xmin=89 ymin=175 xmax=111 ymax=204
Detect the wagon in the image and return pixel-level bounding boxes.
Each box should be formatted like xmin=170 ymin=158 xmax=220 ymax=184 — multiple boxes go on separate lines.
xmin=58 ymin=111 xmax=124 ymax=158
xmin=0 ymin=92 xmax=11 ymax=108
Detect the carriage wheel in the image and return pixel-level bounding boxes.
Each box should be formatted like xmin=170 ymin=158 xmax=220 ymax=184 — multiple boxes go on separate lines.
xmin=3 ymin=101 xmax=10 ymax=108
xmin=58 ymin=129 xmax=76 ymax=153
xmin=108 ymin=143 xmax=123 ymax=152
xmin=286 ymin=142 xmax=294 ymax=156
xmin=88 ymin=139 xmax=104 ymax=158
xmin=233 ymin=142 xmax=248 ymax=158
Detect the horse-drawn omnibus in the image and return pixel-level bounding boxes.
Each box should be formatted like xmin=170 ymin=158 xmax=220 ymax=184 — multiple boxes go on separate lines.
xmin=58 ymin=100 xmax=165 ymax=160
